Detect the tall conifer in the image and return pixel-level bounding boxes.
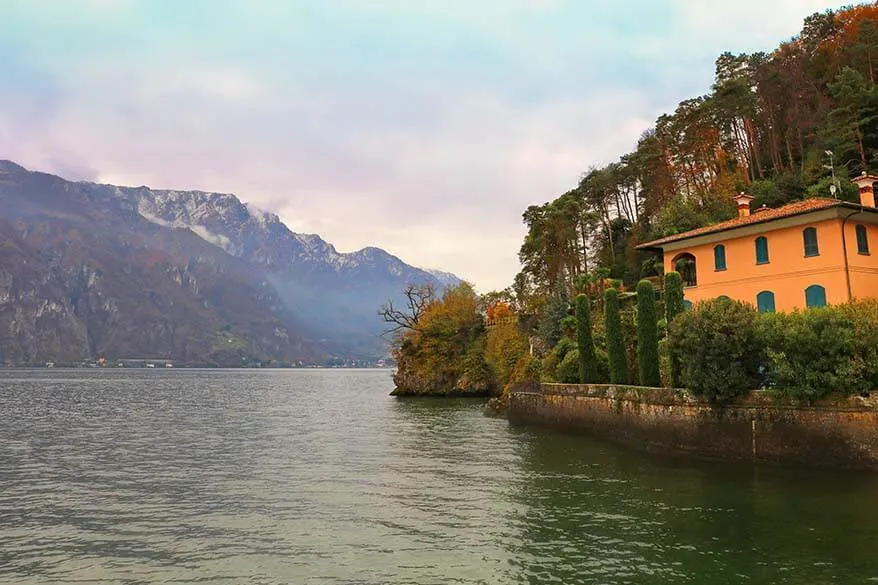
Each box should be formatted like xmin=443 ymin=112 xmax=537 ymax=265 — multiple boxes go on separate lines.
xmin=604 ymin=288 xmax=628 ymax=384
xmin=636 ymin=280 xmax=661 ymax=387
xmin=664 ymin=271 xmax=685 ymax=387
xmin=574 ymin=294 xmax=597 ymax=383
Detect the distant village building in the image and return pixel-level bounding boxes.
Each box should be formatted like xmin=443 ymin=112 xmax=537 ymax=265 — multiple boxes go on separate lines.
xmin=637 ymin=174 xmax=878 ymax=312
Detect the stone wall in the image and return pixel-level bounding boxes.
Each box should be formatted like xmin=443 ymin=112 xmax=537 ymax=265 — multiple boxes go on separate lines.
xmin=507 ymin=384 xmax=878 ymax=470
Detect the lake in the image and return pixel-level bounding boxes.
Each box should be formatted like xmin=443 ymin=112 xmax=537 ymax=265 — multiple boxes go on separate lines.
xmin=0 ymin=369 xmax=876 ymax=584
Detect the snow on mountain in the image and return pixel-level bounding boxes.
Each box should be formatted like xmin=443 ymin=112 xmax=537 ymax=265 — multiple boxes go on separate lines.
xmin=105 ymin=182 xmax=453 ymax=284
xmin=424 ymin=268 xmax=463 ymax=288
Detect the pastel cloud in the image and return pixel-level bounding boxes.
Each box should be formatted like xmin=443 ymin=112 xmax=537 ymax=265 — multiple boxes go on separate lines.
xmin=0 ymin=0 xmax=841 ymax=290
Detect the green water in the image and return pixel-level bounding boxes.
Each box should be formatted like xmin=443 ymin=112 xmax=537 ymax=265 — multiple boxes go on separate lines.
xmin=0 ymin=369 xmax=875 ymax=584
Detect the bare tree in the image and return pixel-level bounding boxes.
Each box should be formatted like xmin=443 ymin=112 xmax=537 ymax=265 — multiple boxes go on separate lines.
xmin=378 ymin=283 xmax=435 ymax=336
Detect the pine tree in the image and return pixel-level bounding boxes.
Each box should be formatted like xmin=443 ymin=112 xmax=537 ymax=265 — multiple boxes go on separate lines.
xmin=636 ymin=280 xmax=661 ymax=387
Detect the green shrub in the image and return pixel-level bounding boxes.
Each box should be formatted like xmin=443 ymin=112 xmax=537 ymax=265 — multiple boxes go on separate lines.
xmin=540 ymin=354 xmax=559 ymax=383
xmin=658 ymin=338 xmax=671 ymax=389
xmin=594 ymin=347 xmax=610 ymax=383
xmin=664 ymin=271 xmax=684 ymax=387
xmin=604 ymin=288 xmax=628 ymax=384
xmin=668 ymin=298 xmax=762 ymax=403
xmin=636 ymin=280 xmax=661 ymax=387
xmin=757 ymin=307 xmax=869 ymax=402
xmin=575 ymin=294 xmax=598 ymax=383
xmin=540 ymin=337 xmax=575 ymax=382
xmin=556 ymin=348 xmax=581 ymax=383
xmin=838 ymin=299 xmax=878 ymax=391
xmin=456 ymin=337 xmax=498 ymax=395
xmin=504 ymin=354 xmax=542 ymax=395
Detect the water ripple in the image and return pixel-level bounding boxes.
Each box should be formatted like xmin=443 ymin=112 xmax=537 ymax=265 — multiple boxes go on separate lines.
xmin=1 ymin=369 xmax=876 ymax=584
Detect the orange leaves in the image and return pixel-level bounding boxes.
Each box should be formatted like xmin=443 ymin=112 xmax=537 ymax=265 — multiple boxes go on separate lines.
xmin=486 ymin=301 xmax=514 ymax=323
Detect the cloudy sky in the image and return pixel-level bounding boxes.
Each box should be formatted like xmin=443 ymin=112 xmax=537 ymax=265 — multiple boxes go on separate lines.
xmin=0 ymin=0 xmax=844 ymax=290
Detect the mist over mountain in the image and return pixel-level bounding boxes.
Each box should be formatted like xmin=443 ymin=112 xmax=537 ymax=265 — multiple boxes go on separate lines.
xmin=0 ymin=160 xmax=460 ymax=365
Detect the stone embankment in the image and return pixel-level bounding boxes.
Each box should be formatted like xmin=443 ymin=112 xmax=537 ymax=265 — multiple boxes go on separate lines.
xmin=508 ymin=384 xmax=878 ymax=470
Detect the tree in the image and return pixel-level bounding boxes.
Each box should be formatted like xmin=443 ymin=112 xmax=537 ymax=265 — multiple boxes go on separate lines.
xmin=378 ymin=283 xmax=435 ymax=336
xmin=636 ymin=280 xmax=661 ymax=387
xmin=574 ymin=294 xmax=598 ymax=383
xmin=604 ymin=288 xmax=628 ymax=384
xmin=510 ymin=5 xmax=878 ymax=324
xmin=390 ymin=283 xmax=492 ymax=396
xmin=664 ymin=271 xmax=685 ymax=387
xmin=826 ymin=66 xmax=876 ymax=172
xmin=536 ymin=285 xmax=569 ymax=349
xmin=485 ymin=303 xmax=529 ymax=389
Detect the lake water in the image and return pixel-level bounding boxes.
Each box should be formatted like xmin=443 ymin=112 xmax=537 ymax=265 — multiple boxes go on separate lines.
xmin=0 ymin=369 xmax=876 ymax=584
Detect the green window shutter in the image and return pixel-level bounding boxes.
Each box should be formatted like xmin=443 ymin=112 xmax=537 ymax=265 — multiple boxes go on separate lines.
xmin=756 ymin=291 xmax=775 ymax=313
xmin=803 ymin=227 xmax=819 ymax=257
xmin=805 ymin=285 xmax=827 ymax=308
xmin=683 ymin=300 xmax=693 ymax=311
xmin=713 ymin=245 xmax=726 ymax=270
xmin=755 ymin=236 xmax=769 ymax=264
xmin=856 ymin=225 xmax=870 ymax=254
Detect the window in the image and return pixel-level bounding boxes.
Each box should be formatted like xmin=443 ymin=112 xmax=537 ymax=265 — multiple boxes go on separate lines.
xmin=683 ymin=300 xmax=693 ymax=311
xmin=755 ymin=236 xmax=769 ymax=264
xmin=756 ymin=291 xmax=776 ymax=313
xmin=673 ymin=253 xmax=697 ymax=287
xmin=803 ymin=227 xmax=819 ymax=257
xmin=713 ymin=245 xmax=727 ymax=270
xmin=717 ymin=295 xmax=731 ymax=301
xmin=805 ymin=285 xmax=827 ymax=308
xmin=856 ymin=224 xmax=870 ymax=255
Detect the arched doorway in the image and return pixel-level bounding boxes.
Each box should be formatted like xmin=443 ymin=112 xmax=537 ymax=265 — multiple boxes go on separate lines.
xmin=672 ymin=253 xmax=697 ymax=287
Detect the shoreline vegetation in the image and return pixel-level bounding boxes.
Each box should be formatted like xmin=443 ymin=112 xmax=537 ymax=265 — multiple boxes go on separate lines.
xmin=385 ymin=6 xmax=878 ymax=413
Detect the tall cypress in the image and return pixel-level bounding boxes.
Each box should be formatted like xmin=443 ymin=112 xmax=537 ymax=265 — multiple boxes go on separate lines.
xmin=636 ymin=280 xmax=661 ymax=387
xmin=604 ymin=288 xmax=628 ymax=384
xmin=574 ymin=293 xmax=597 ymax=383
xmin=664 ymin=271 xmax=685 ymax=387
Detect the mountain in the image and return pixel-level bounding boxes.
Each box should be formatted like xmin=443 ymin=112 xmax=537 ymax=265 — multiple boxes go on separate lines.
xmin=423 ymin=268 xmax=461 ymax=288
xmin=0 ymin=160 xmax=461 ymax=365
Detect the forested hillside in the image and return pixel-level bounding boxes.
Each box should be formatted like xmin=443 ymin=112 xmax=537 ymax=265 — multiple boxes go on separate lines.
xmin=389 ymin=5 xmax=878 ymax=398
xmin=513 ymin=4 xmax=878 ymax=311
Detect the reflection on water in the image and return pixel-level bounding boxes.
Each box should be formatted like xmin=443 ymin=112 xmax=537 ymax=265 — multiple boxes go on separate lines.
xmin=510 ymin=431 xmax=878 ymax=584
xmin=0 ymin=369 xmax=875 ymax=584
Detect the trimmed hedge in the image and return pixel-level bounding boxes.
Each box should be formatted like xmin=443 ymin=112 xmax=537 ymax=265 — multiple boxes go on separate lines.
xmin=757 ymin=307 xmax=870 ymax=402
xmin=636 ymin=279 xmax=661 ymax=387
xmin=667 ymin=298 xmax=878 ymax=403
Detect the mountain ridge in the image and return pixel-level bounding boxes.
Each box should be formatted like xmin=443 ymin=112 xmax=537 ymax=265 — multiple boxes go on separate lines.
xmin=0 ymin=160 xmax=461 ymax=365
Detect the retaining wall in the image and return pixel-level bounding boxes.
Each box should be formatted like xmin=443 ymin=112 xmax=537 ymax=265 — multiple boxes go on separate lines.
xmin=507 ymin=384 xmax=878 ymax=470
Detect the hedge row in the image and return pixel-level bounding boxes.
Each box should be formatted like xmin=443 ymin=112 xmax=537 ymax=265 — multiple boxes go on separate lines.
xmin=668 ymin=298 xmax=878 ymax=403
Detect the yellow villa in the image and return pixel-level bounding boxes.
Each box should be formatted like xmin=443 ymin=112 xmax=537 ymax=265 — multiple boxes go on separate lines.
xmin=637 ymin=174 xmax=878 ymax=312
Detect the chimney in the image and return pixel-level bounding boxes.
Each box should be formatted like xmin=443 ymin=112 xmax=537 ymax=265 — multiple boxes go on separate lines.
xmin=733 ymin=192 xmax=755 ymax=218
xmin=851 ymin=172 xmax=878 ymax=208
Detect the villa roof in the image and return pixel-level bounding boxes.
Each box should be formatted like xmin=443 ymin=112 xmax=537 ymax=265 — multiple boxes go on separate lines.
xmin=636 ymin=198 xmax=855 ymax=249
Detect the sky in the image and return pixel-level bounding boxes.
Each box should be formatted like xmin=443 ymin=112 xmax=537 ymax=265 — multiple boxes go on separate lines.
xmin=0 ymin=0 xmax=846 ymax=291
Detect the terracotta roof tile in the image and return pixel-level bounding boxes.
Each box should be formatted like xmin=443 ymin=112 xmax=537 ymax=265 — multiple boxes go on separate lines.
xmin=637 ymin=198 xmax=843 ymax=249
